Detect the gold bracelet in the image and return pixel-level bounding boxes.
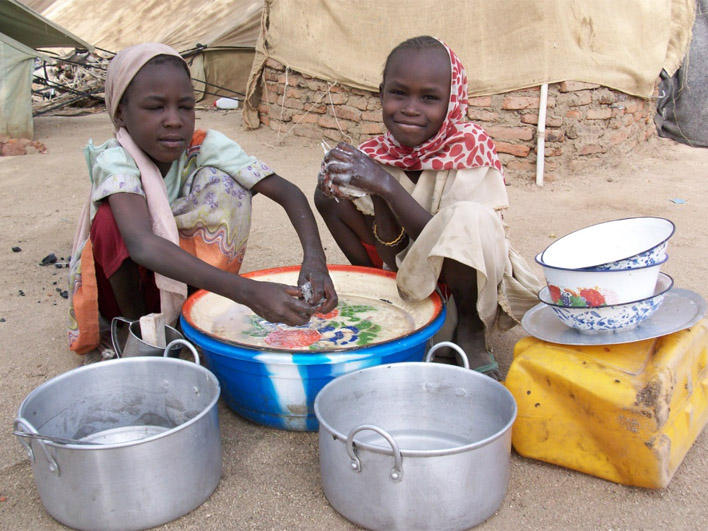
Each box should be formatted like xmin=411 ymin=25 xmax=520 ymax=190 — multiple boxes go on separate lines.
xmin=373 ymin=222 xmax=406 ymax=247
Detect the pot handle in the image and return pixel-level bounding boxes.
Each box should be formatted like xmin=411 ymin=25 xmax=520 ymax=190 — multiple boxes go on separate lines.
xmin=163 ymin=339 xmax=200 ymax=365
xmin=13 ymin=417 xmax=60 ymax=476
xmin=346 ymin=424 xmax=403 ymax=482
xmin=425 ymin=341 xmax=470 ymax=370
xmin=111 ymin=316 xmax=133 ymax=358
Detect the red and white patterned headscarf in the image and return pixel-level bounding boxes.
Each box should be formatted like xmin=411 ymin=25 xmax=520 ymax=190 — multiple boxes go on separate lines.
xmin=359 ymin=39 xmax=503 ymax=173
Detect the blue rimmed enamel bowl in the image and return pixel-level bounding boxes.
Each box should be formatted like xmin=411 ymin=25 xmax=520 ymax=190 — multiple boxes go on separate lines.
xmin=540 ymin=217 xmax=675 ymax=271
xmin=538 ymin=272 xmax=673 ymax=333
xmin=180 ymin=265 xmax=446 ymax=431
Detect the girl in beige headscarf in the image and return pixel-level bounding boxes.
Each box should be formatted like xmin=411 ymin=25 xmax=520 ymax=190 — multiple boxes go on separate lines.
xmin=68 ymin=43 xmax=336 ymax=354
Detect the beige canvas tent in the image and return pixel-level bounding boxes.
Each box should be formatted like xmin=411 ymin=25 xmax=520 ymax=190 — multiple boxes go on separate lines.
xmin=0 ymin=0 xmax=91 ymax=138
xmin=29 ymin=0 xmax=263 ymax=102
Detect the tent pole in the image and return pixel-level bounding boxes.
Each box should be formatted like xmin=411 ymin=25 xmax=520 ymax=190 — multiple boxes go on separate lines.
xmin=535 ymin=83 xmax=548 ymax=187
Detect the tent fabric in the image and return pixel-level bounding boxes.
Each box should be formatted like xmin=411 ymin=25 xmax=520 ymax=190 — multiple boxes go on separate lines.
xmin=655 ymin=0 xmax=708 ymax=147
xmin=248 ymin=0 xmax=695 ymax=100
xmin=0 ymin=34 xmax=35 ymax=138
xmin=0 ymin=1 xmax=92 ymax=139
xmin=37 ymin=0 xmax=263 ymax=52
xmin=0 ymin=0 xmax=91 ymax=50
xmin=31 ymin=0 xmax=263 ymax=101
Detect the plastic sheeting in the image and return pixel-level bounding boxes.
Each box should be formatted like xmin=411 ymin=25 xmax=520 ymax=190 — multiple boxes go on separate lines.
xmin=655 ymin=0 xmax=707 ymax=147
xmin=0 ymin=34 xmax=34 ymax=138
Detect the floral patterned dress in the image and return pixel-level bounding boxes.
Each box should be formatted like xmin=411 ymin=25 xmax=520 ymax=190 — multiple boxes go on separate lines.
xmin=68 ymin=129 xmax=274 ymax=353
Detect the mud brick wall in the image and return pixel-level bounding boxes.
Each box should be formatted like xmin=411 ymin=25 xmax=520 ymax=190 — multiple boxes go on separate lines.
xmin=256 ymin=59 xmax=656 ymax=182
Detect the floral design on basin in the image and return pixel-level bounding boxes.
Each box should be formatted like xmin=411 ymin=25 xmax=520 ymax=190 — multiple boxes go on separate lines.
xmin=242 ymin=301 xmax=394 ymax=350
xmin=548 ymin=285 xmax=609 ymax=307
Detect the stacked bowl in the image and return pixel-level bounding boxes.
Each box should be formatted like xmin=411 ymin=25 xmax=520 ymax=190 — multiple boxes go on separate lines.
xmin=534 ymin=217 xmax=675 ymax=333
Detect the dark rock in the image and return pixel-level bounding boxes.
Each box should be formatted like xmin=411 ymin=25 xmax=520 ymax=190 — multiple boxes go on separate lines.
xmin=0 ymin=317 xmax=5 ymax=322
xmin=18 ymin=290 xmax=25 ymax=296
xmin=11 ymin=246 xmax=21 ymax=252
xmin=59 ymin=290 xmax=68 ymax=299
xmin=40 ymin=253 xmax=57 ymax=266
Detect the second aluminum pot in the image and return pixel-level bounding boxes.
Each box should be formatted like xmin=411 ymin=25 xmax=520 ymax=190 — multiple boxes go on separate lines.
xmin=314 ymin=343 xmax=517 ymax=531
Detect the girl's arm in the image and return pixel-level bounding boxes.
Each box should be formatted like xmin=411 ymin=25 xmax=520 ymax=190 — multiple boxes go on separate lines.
xmin=250 ymin=174 xmax=337 ymax=313
xmin=107 ymin=192 xmax=318 ymax=325
xmin=324 ymin=143 xmax=432 ymax=269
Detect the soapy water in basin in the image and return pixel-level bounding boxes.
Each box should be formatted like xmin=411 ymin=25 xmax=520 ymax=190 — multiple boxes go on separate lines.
xmin=202 ymin=295 xmax=416 ymax=351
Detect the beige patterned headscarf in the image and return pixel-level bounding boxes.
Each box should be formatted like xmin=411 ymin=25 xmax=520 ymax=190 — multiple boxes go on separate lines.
xmin=72 ymin=43 xmax=189 ymax=325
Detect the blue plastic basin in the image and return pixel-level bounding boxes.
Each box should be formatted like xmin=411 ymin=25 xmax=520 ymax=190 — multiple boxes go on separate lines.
xmin=179 ymin=265 xmax=446 ymax=431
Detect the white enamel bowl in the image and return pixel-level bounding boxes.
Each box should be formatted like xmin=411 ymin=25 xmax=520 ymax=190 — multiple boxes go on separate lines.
xmin=540 ymin=217 xmax=675 ymax=271
xmin=535 ymin=253 xmax=666 ymax=307
xmin=538 ymin=272 xmax=673 ymax=333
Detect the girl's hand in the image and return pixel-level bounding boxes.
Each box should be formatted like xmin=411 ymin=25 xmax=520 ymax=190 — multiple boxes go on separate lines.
xmin=245 ymin=281 xmax=318 ymax=326
xmin=298 ymin=260 xmax=338 ymax=313
xmin=324 ymin=142 xmax=390 ymax=196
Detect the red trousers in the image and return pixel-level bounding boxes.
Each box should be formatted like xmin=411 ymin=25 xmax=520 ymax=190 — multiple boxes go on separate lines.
xmin=90 ymin=202 xmax=161 ymax=319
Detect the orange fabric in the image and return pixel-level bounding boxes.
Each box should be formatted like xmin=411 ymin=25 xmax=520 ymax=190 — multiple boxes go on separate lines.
xmin=179 ymin=233 xmax=244 ymax=274
xmin=69 ymin=241 xmax=100 ymax=354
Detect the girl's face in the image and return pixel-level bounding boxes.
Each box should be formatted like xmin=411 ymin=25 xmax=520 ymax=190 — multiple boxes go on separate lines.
xmin=115 ymin=61 xmax=195 ymax=175
xmin=380 ymin=47 xmax=451 ymax=148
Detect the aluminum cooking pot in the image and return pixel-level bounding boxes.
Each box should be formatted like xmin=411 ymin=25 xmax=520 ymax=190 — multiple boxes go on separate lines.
xmin=314 ymin=342 xmax=517 ymax=531
xmin=13 ymin=342 xmax=221 ymax=531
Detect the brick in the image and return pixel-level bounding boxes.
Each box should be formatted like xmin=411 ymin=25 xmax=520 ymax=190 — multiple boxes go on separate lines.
xmin=292 ymin=112 xmax=320 ymax=125
xmin=305 ymin=79 xmax=328 ymax=92
xmin=333 ymin=105 xmax=362 ymax=122
xmin=559 ymin=81 xmax=600 ymax=92
xmin=519 ymin=113 xmax=560 ymax=127
xmin=609 ymin=130 xmax=629 ymax=145
xmin=305 ymin=103 xmax=327 ymax=114
xmin=326 ymin=92 xmax=348 ymax=105
xmin=502 ymin=96 xmax=538 ymax=110
xmin=544 ymin=130 xmax=565 ymax=142
xmin=495 ymin=141 xmax=531 ymax=157
xmin=468 ymin=96 xmax=492 ymax=107
xmin=578 ymin=144 xmax=605 ymax=155
xmin=568 ymin=92 xmax=592 ymax=106
xmin=586 ymin=108 xmax=612 ymax=120
xmin=1 ymin=140 xmax=27 ymax=156
xmin=505 ymin=159 xmax=536 ymax=172
xmin=361 ymin=110 xmax=381 ymax=121
xmin=285 ymin=86 xmax=303 ymax=99
xmin=467 ymin=109 xmax=499 ymax=122
xmin=487 ymin=125 xmax=534 ymax=141
xmin=284 ymin=98 xmax=305 ymax=111
xmin=265 ymin=58 xmax=285 ymax=70
xmin=318 ymin=115 xmax=340 ymax=129
xmin=348 ymin=95 xmax=370 ymax=111
xmin=624 ymin=100 xmax=644 ymax=114
xmin=367 ymin=98 xmax=382 ymax=111
xmin=565 ymin=110 xmax=582 ymax=119
xmin=594 ymin=88 xmax=617 ymax=104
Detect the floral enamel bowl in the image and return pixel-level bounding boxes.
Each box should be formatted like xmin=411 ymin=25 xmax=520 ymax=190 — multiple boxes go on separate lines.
xmin=180 ymin=265 xmax=445 ymax=431
xmin=535 ymin=253 xmax=666 ymax=307
xmin=538 ymin=272 xmax=673 ymax=333
xmin=540 ymin=217 xmax=674 ymax=271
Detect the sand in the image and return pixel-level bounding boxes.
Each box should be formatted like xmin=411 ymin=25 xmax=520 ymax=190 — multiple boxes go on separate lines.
xmin=0 ymin=109 xmax=706 ymax=530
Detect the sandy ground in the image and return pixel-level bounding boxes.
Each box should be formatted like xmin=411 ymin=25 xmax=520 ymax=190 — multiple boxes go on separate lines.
xmin=0 ymin=110 xmax=706 ymax=530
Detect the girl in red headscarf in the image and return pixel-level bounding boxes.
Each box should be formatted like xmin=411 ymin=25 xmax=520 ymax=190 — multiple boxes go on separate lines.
xmin=315 ymin=36 xmax=542 ymax=379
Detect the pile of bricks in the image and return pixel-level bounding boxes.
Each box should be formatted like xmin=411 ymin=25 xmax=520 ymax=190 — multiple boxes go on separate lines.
xmin=256 ymin=58 xmax=656 ymax=182
xmin=0 ymin=136 xmax=48 ymax=156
